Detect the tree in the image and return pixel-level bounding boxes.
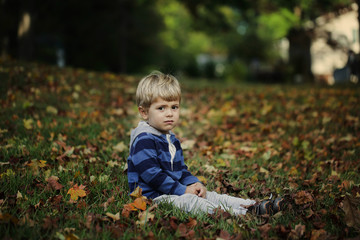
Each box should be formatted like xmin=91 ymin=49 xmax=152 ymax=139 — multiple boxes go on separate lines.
xmin=0 ymin=0 xmax=165 ymax=73
xmin=179 ymin=0 xmax=357 ymax=82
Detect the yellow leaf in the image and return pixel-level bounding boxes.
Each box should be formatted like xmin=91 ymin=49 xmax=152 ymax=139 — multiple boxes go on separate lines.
xmin=27 ymin=159 xmax=47 ymax=175
xmin=17 ymin=191 xmax=23 ymax=199
xmin=136 ymin=211 xmax=155 ymax=226
xmin=130 ymin=186 xmax=143 ymax=198
xmin=106 ymin=212 xmax=120 ymax=222
xmin=0 ymin=169 xmax=15 ymax=179
xmin=339 ymin=134 xmax=354 ymax=142
xmin=111 ymin=108 xmax=124 ymax=116
xmin=65 ymin=147 xmax=75 ymax=157
xmin=67 ymin=184 xmax=87 ymax=201
xmin=46 ymin=106 xmax=58 ymax=115
xmin=322 ymin=116 xmax=332 ymax=125
xmin=216 ymin=158 xmax=226 ymax=167
xmin=27 ymin=159 xmax=47 ymax=168
xmin=65 ymin=233 xmax=79 ymax=240
xmin=197 ymin=176 xmax=207 ymax=184
xmin=261 ymin=104 xmax=273 ymax=115
xmin=106 ymin=161 xmax=119 ymax=167
xmin=290 ymin=166 xmax=298 ymax=176
xmin=132 ymin=197 xmax=147 ymax=211
xmin=113 ymin=142 xmax=126 ymax=153
xmin=23 ymin=119 xmax=34 ymax=130
xmin=39 ymin=160 xmax=47 ymax=167
xmin=181 ymin=139 xmax=196 ymax=150
xmin=99 ymin=175 xmax=109 ymax=183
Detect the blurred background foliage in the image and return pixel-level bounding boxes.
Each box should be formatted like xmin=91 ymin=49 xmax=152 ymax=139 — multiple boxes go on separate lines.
xmin=0 ymin=0 xmax=358 ymax=82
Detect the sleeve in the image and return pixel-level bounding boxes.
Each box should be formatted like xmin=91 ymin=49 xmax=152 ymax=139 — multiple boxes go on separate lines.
xmin=131 ymin=135 xmax=187 ymax=195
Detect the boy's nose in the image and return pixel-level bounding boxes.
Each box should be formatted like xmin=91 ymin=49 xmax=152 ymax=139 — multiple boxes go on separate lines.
xmin=166 ymin=109 xmax=173 ymax=116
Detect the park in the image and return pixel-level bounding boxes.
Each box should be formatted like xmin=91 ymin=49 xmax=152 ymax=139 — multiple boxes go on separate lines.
xmin=1 ymin=0 xmax=360 ymax=239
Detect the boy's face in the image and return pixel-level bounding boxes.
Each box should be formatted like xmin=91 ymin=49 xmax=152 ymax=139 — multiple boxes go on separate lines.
xmin=139 ymin=97 xmax=180 ymax=134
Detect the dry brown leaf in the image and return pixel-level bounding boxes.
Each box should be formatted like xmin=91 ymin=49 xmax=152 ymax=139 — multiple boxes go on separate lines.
xmin=46 ymin=175 xmax=63 ymax=191
xmin=342 ymin=195 xmax=360 ymax=230
xmin=294 ymin=191 xmax=313 ymax=205
xmin=310 ymin=229 xmax=327 ymax=240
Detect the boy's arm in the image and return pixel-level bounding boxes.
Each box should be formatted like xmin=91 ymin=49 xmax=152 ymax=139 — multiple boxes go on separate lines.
xmin=131 ymin=136 xmax=187 ymax=195
xmin=179 ymin=165 xmax=200 ymax=186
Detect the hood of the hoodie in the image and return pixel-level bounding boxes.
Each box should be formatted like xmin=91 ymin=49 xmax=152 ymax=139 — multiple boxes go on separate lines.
xmin=129 ymin=121 xmax=174 ymax=147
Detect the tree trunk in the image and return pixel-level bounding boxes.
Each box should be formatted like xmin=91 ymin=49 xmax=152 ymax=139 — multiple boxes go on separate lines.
xmin=288 ymin=28 xmax=314 ymax=83
xmin=118 ymin=0 xmax=133 ymax=73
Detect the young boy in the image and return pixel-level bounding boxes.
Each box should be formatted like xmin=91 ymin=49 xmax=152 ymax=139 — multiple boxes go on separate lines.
xmin=127 ymin=72 xmax=282 ymax=216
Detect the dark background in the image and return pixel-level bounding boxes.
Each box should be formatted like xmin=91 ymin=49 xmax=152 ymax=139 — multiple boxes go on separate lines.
xmin=1 ymin=0 xmax=359 ymax=82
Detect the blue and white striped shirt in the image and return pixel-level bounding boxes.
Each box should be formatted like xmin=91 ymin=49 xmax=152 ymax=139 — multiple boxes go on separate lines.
xmin=127 ymin=121 xmax=199 ymax=199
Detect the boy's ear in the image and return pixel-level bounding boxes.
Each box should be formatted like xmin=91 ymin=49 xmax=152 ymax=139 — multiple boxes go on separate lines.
xmin=138 ymin=106 xmax=148 ymax=120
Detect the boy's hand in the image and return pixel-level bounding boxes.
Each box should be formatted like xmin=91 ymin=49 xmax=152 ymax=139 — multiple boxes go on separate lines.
xmin=185 ymin=182 xmax=207 ymax=198
xmin=194 ymin=182 xmax=207 ymax=198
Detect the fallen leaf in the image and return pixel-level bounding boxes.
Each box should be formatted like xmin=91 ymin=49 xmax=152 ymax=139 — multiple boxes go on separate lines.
xmin=27 ymin=159 xmax=47 ymax=175
xmin=0 ymin=213 xmax=19 ymax=224
xmin=197 ymin=176 xmax=207 ymax=184
xmin=289 ymin=224 xmax=306 ymax=239
xmin=16 ymin=191 xmax=23 ymax=199
xmin=130 ymin=186 xmax=143 ymax=198
xmin=181 ymin=139 xmax=196 ymax=150
xmin=218 ymin=229 xmax=231 ymax=240
xmin=102 ymin=196 xmax=115 ymax=211
xmin=42 ymin=216 xmax=58 ymax=230
xmin=342 ymin=195 xmax=360 ymax=230
xmin=113 ymin=142 xmax=126 ymax=153
xmin=46 ymin=106 xmax=58 ymax=115
xmin=258 ymin=223 xmax=272 ymax=239
xmin=67 ymin=184 xmax=87 ymax=202
xmin=293 ymin=191 xmax=313 ymax=205
xmin=261 ymin=104 xmax=273 ymax=115
xmin=136 ymin=211 xmax=155 ymax=226
xmin=177 ymin=223 xmax=195 ymax=238
xmin=23 ymin=118 xmax=34 ymax=130
xmin=19 ymin=213 xmax=35 ymax=227
xmin=310 ymin=229 xmax=327 ymax=240
xmin=131 ymin=197 xmax=147 ymax=211
xmin=186 ymin=217 xmax=197 ymax=228
xmin=106 ymin=212 xmax=120 ymax=222
xmin=46 ymin=176 xmax=63 ymax=191
xmin=111 ymin=108 xmax=124 ymax=116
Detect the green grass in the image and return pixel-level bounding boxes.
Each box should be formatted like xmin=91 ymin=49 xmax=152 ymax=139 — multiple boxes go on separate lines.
xmin=1 ymin=59 xmax=360 ymax=239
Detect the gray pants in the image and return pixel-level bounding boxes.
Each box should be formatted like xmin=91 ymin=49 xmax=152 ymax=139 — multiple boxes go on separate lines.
xmin=153 ymin=191 xmax=256 ymax=215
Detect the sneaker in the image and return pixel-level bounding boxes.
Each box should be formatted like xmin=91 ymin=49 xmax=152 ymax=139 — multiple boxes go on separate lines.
xmin=248 ymin=199 xmax=272 ymax=215
xmin=272 ymin=197 xmax=286 ymax=214
xmin=247 ymin=197 xmax=286 ymax=216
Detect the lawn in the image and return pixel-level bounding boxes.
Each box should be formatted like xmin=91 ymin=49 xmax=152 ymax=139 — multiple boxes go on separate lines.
xmin=0 ymin=59 xmax=359 ymax=239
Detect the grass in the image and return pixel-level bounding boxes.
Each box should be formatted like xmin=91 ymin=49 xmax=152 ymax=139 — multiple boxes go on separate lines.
xmin=1 ymin=59 xmax=360 ymax=239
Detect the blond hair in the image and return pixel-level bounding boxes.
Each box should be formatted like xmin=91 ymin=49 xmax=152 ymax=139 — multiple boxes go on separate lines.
xmin=136 ymin=71 xmax=181 ymax=108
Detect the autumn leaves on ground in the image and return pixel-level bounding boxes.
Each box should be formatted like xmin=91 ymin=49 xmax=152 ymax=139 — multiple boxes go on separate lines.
xmin=0 ymin=60 xmax=359 ymax=239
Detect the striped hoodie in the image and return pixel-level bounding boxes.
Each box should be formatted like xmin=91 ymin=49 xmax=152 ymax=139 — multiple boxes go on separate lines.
xmin=127 ymin=121 xmax=199 ymax=199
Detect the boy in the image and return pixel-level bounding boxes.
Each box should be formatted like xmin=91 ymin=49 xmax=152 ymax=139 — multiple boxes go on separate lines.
xmin=127 ymin=71 xmax=282 ymax=216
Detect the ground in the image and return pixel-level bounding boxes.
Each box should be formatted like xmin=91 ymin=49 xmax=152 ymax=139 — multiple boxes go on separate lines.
xmin=0 ymin=59 xmax=359 ymax=239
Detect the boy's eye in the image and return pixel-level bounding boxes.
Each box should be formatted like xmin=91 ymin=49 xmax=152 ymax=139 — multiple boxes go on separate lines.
xmin=158 ymin=107 xmax=165 ymax=110
xmin=172 ymin=106 xmax=179 ymax=110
